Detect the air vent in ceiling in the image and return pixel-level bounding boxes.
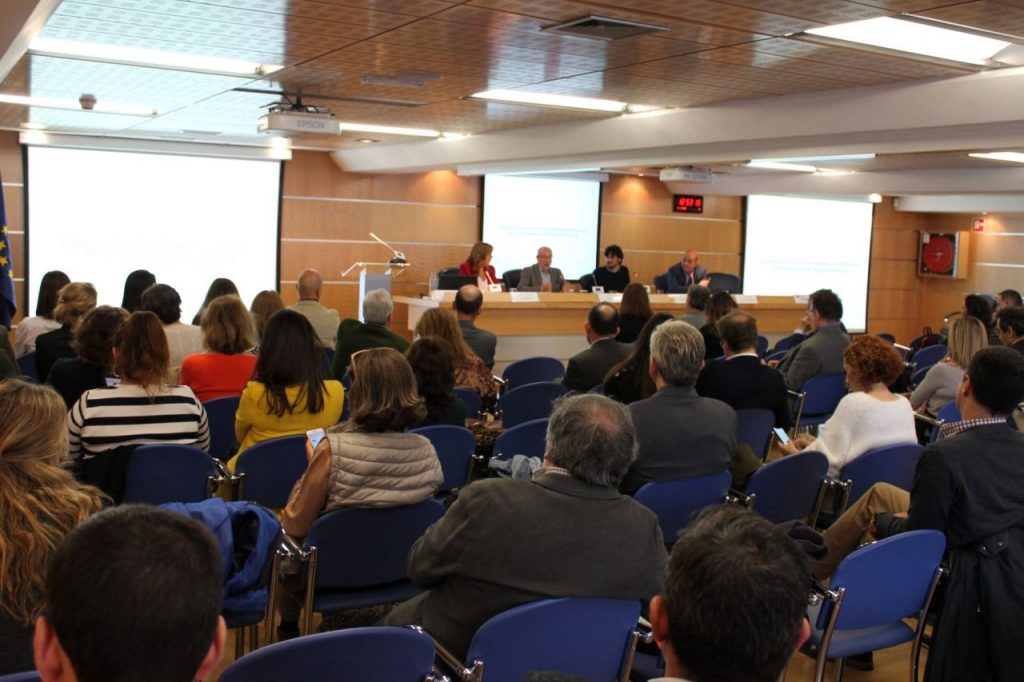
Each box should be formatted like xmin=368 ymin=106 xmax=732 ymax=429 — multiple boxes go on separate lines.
xmin=541 ymin=15 xmax=669 ymax=41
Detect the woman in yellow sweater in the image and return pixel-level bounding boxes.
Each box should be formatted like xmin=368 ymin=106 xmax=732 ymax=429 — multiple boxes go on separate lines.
xmin=229 ymin=309 xmax=344 ymax=470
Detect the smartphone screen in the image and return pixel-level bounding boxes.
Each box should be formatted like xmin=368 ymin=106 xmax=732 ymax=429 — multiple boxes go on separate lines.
xmin=772 ymin=427 xmax=790 ymax=444
xmin=306 ymin=428 xmax=326 ymax=449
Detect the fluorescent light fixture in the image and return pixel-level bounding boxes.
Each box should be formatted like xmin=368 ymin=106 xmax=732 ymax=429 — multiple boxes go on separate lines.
xmin=501 ymin=168 xmax=601 ymax=176
xmin=814 ymin=168 xmax=856 ymax=176
xmin=969 ymin=151 xmax=1024 ymax=164
xmin=29 ymin=37 xmax=284 ymax=77
xmin=440 ymin=132 xmax=470 ymax=140
xmin=769 ymin=153 xmax=875 ymax=162
xmin=804 ymin=17 xmax=1011 ymax=66
xmin=471 ymin=89 xmax=656 ymax=113
xmin=0 ymin=92 xmax=157 ymax=116
xmin=868 ymin=193 xmax=883 ymax=203
xmin=338 ymin=122 xmax=439 ymax=137
xmin=745 ymin=160 xmax=817 ymax=172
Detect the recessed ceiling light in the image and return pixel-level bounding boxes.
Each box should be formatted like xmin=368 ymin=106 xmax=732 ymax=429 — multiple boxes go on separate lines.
xmin=969 ymin=151 xmax=1024 ymax=164
xmin=355 ymin=138 xmax=378 ymax=144
xmin=769 ymin=153 xmax=876 ymax=163
xmin=0 ymin=92 xmax=157 ymax=116
xmin=440 ymin=132 xmax=470 ymax=140
xmin=745 ymin=160 xmax=818 ymax=172
xmin=814 ymin=169 xmax=856 ymax=176
xmin=471 ymin=89 xmax=656 ymax=114
xmin=29 ymin=37 xmax=284 ymax=77
xmin=339 ymin=122 xmax=439 ymax=137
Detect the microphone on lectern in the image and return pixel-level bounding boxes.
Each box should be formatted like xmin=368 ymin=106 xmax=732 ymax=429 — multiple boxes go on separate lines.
xmin=369 ymin=232 xmax=407 ymax=264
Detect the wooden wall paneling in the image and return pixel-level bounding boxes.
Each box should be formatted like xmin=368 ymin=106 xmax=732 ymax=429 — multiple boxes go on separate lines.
xmin=602 ymin=176 xmax=742 ymax=220
xmin=279 ymin=242 xmax=470 ymax=286
xmin=281 ymin=199 xmax=478 ymax=242
xmin=868 ymin=259 xmax=918 ymax=290
xmin=0 ymin=133 xmax=23 ymax=183
xmin=601 ymin=214 xmax=742 ymax=253
xmin=625 ymin=252 xmax=743 ymax=286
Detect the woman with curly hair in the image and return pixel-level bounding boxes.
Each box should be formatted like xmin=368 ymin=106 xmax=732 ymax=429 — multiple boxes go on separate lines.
xmin=46 ymin=305 xmax=128 ymax=409
xmin=780 ymin=335 xmax=915 ymax=476
xmin=406 ymin=336 xmax=467 ymax=426
xmin=0 ymin=381 xmax=106 ymax=674
xmin=414 ymin=307 xmax=496 ymax=400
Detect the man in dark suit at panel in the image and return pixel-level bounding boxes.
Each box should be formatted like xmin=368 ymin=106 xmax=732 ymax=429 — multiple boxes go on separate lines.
xmin=517 ymin=246 xmax=565 ymax=292
xmin=696 ymin=311 xmax=793 ymax=430
xmin=620 ymin=320 xmax=736 ymax=495
xmin=774 ymin=289 xmax=850 ymax=391
xmin=562 ymin=302 xmax=631 ymax=392
xmin=665 ymin=250 xmax=710 ymax=293
xmin=453 ymin=284 xmax=497 ymax=369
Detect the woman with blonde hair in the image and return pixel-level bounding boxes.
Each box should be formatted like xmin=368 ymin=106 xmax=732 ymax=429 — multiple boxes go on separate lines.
xmin=616 ymin=282 xmax=653 ymax=343
xmin=458 ymin=242 xmax=498 ymax=288
xmin=180 ymin=294 xmax=258 ymax=402
xmin=414 ymin=307 xmax=495 ymax=399
xmin=250 ymin=289 xmax=285 ymax=342
xmin=35 ymin=281 xmax=97 ymax=382
xmin=911 ymin=315 xmax=988 ymax=417
xmin=0 ymin=380 xmax=106 ymax=674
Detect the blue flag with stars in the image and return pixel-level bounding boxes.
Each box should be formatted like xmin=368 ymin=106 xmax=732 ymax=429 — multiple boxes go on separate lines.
xmin=0 ymin=174 xmax=15 ymax=328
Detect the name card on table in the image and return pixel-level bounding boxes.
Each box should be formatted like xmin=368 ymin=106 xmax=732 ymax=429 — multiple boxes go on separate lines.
xmin=598 ymin=293 xmax=623 ymax=303
xmin=793 ymin=295 xmax=809 ymax=304
xmin=510 ymin=292 xmax=540 ymax=302
xmin=668 ymin=294 xmax=687 ymax=304
xmin=734 ymin=294 xmax=759 ymax=304
xmin=488 ymin=284 xmax=504 ymax=293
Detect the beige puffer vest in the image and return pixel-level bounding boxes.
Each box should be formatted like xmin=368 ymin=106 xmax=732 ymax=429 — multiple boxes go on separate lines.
xmin=323 ymin=431 xmax=443 ymax=511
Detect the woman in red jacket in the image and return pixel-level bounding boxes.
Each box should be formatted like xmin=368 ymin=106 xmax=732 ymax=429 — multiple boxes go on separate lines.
xmin=459 ymin=242 xmax=498 ymax=287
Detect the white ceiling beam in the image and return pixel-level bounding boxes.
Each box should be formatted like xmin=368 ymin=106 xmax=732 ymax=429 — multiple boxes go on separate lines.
xmin=0 ymin=0 xmax=60 ymax=84
xmin=894 ymin=194 xmax=1024 ymax=213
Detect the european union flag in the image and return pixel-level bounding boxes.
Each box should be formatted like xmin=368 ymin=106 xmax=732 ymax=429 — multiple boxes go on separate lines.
xmin=0 ymin=174 xmax=15 ymax=328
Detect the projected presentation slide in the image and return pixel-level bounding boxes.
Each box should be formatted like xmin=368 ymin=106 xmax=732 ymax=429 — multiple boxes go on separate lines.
xmin=27 ymin=146 xmax=281 ymax=319
xmin=482 ymin=174 xmax=600 ymax=282
xmin=744 ymin=195 xmax=874 ymax=332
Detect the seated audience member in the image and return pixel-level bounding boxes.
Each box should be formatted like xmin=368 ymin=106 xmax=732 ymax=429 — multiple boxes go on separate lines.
xmin=140 ymin=283 xmax=203 ymax=384
xmin=620 ymin=320 xmax=736 ymax=495
xmin=563 ymin=303 xmax=632 ymax=392
xmin=0 ymin=381 xmax=105 ymax=675
xmin=814 ymin=347 xmax=1024 ymax=682
xmin=605 ymin=313 xmax=673 ymax=405
xmin=33 ymin=505 xmax=226 ymax=682
xmin=288 ymin=269 xmax=339 ymax=347
xmin=616 ymin=282 xmax=652 ymax=344
xmin=459 ymin=242 xmax=499 ymax=288
xmin=232 ymin=310 xmax=344 ymax=467
xmin=119 ymin=269 xmax=155 ymax=313
xmin=995 ymin=305 xmax=1024 ymax=354
xmin=675 ymin=284 xmax=709 ymax=328
xmin=771 ymin=311 xmax=813 ymax=354
xmin=699 ymin=290 xmax=738 ymax=359
xmin=332 ymin=289 xmax=409 ymax=378
xmin=665 ymin=250 xmax=710 ymax=293
xmin=911 ymin=316 xmax=987 ymax=417
xmin=383 ymin=394 xmax=666 ymax=658
xmin=0 ymin=327 xmax=14 ymax=380
xmin=650 ymin=506 xmax=811 ymax=682
xmin=407 ymin=337 xmax=468 ymax=427
xmin=14 ymin=270 xmax=69 ymax=358
xmin=592 ymin=244 xmax=631 ymax=292
xmin=191 ymin=277 xmax=238 ymax=325
xmin=180 ymin=295 xmax=258 ymax=402
xmin=780 ymin=335 xmax=915 ymax=476
xmin=453 ymin=284 xmax=497 ymax=368
xmin=250 ymin=289 xmax=285 ymax=342
xmin=963 ymin=293 xmax=999 ymax=346
xmin=774 ymin=289 xmax=850 ymax=390
xmin=68 ymin=312 xmax=211 ymax=462
xmin=696 ymin=311 xmax=793 ymax=430
xmin=46 ymin=306 xmax=128 ymax=409
xmin=996 ymin=288 xmax=1022 ymax=311
xmin=518 ymin=246 xmax=565 ymax=292
xmin=415 ymin=307 xmax=495 ymax=400
xmin=35 ymin=282 xmax=97 ymax=382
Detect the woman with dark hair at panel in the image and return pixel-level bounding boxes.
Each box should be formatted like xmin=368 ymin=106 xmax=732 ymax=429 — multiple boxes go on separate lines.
xmin=119 ymin=269 xmax=155 ymax=313
xmin=229 ymin=309 xmax=344 ymax=471
xmin=616 ymin=282 xmax=652 ymax=344
xmin=67 ymin=311 xmax=210 ymax=462
xmin=14 ymin=270 xmax=70 ymax=358
xmin=46 ymin=305 xmax=128 ymax=409
xmin=700 ymin=291 xmax=738 ymax=359
xmin=458 ymin=242 xmax=498 ymax=288
xmin=780 ymin=335 xmax=916 ymax=476
xmin=604 ymin=312 xmax=673 ymax=405
xmin=414 ymin=307 xmax=496 ymax=401
xmin=35 ymin=282 xmax=97 ymax=382
xmin=180 ymin=295 xmax=258 ymax=402
xmin=407 ymin=336 xmax=467 ymax=427
xmin=962 ymin=293 xmax=1000 ymax=346
xmin=250 ymin=289 xmax=284 ymax=343
xmin=191 ymin=277 xmax=239 ymax=325
xmin=0 ymin=381 xmax=106 ymax=675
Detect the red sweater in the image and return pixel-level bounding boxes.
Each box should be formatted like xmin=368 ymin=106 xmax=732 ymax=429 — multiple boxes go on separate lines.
xmin=459 ymin=262 xmax=498 ymax=284
xmin=179 ymin=352 xmax=258 ymax=402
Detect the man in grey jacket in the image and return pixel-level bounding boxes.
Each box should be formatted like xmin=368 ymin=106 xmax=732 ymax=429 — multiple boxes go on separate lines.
xmin=517 ymin=246 xmax=564 ymax=292
xmin=775 ymin=289 xmax=850 ymax=391
xmin=454 ymin=284 xmax=497 ymax=368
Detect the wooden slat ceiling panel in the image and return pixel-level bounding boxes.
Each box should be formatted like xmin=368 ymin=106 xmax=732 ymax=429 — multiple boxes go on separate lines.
xmin=690 ymin=45 xmax=912 ymax=86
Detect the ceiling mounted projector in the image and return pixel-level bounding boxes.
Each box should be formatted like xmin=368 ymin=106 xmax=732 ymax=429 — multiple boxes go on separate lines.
xmin=258 ymin=110 xmax=341 ymax=135
xmin=659 ymin=167 xmax=714 ymax=183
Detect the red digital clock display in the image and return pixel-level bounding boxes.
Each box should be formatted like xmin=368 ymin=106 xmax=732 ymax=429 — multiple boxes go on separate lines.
xmin=673 ymin=194 xmax=704 ymax=213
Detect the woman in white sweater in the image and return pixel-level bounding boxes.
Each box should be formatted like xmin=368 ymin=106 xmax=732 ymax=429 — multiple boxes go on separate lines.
xmin=781 ymin=335 xmax=916 ymax=476
xmin=910 ymin=316 xmax=987 ymax=417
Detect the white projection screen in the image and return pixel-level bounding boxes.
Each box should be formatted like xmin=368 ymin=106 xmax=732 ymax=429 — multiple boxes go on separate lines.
xmin=743 ymin=195 xmax=874 ymax=332
xmin=482 ymin=174 xmax=601 ymax=281
xmin=27 ymin=146 xmax=281 ymax=319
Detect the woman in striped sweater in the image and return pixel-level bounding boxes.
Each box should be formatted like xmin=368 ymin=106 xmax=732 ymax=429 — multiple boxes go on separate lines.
xmin=68 ymin=311 xmax=210 ymax=461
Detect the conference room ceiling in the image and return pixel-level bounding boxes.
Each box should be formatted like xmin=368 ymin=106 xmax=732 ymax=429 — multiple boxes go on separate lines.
xmin=2 ymin=0 xmax=1024 ymax=196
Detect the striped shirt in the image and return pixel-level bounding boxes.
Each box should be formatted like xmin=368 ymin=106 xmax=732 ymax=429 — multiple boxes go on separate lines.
xmin=68 ymin=384 xmax=210 ymax=460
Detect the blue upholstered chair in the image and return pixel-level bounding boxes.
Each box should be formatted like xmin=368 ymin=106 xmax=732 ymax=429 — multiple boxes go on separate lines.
xmin=16 ymin=352 xmax=38 ymax=383
xmin=453 ymin=386 xmax=482 ymax=417
xmin=203 ymin=395 xmax=240 ymax=461
xmin=634 ymin=471 xmax=731 ymax=547
xmin=411 ymin=424 xmax=477 ymax=493
xmin=234 ymin=435 xmax=308 ymax=508
xmin=791 ymin=372 xmax=847 ymax=429
xmin=501 ymin=356 xmax=564 ymax=390
xmin=910 ymin=344 xmax=947 ymax=372
xmin=739 ymin=450 xmax=829 ymax=524
xmin=735 ymin=408 xmax=776 ymax=461
xmin=497 ymin=381 xmax=567 ymax=428
xmin=492 ymin=417 xmax=547 ymax=462
xmin=122 ymin=444 xmax=219 ymax=505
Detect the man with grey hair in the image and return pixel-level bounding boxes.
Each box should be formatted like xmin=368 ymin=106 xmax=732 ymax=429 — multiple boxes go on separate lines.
xmin=330 ymin=288 xmax=409 ymax=379
xmin=620 ymin=320 xmax=737 ymax=495
xmin=383 ymin=394 xmax=666 ymax=659
xmin=289 ymin=269 xmax=339 ymax=347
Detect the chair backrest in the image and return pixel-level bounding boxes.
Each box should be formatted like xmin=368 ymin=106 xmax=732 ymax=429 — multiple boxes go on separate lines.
xmin=411 ymin=424 xmax=476 ymax=491
xmin=707 ymin=272 xmax=741 ymax=293
xmin=822 ymin=530 xmax=945 ymax=631
xmin=910 ymin=343 xmax=947 ymax=370
xmin=735 ymin=408 xmax=776 ymax=460
xmin=320 ymin=346 xmax=335 ymax=376
xmin=745 ymin=450 xmax=828 ymax=523
xmin=773 ymin=335 xmax=796 ymax=352
xmin=492 ymin=417 xmax=548 ymax=461
xmin=764 ymin=349 xmax=788 ymax=363
xmin=588 ymin=382 xmax=605 ymax=394
xmin=502 ymin=268 xmax=522 ymax=290
xmin=0 ymin=672 xmax=41 ymax=682
xmin=16 ymin=352 xmax=38 ymax=383
xmin=305 ymin=500 xmax=446 ymax=589
xmin=876 ymin=332 xmax=896 ymax=344
xmin=438 ymin=267 xmax=460 ymax=277
xmin=466 ymin=598 xmax=641 ymax=682
xmin=634 ymin=471 xmax=731 ymax=545
xmin=340 ymin=373 xmax=352 ymax=422
xmin=652 ymin=273 xmax=668 ymax=292
xmin=453 ymin=386 xmax=482 ymax=417
xmin=219 ymin=626 xmax=439 ymax=682
xmin=756 ymin=335 xmax=769 ymax=358
xmin=498 ymin=381 xmax=567 ymax=428
xmin=797 ymin=372 xmax=847 ymax=422
xmin=579 ymin=273 xmax=596 ymax=292
xmin=234 ymin=435 xmax=308 ymax=508
xmin=203 ymin=395 xmax=241 ymax=460
xmin=936 ymin=401 xmax=960 ymax=425
xmin=840 ymin=442 xmax=923 ymax=506
xmin=122 ymin=444 xmax=215 ymax=505
xmin=502 ymin=356 xmax=564 ymax=389
xmin=910 ymin=364 xmax=931 ymax=386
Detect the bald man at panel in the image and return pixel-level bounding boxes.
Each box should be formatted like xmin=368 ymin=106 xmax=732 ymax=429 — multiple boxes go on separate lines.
xmin=518 ymin=247 xmax=565 ymax=292
xmin=666 ymin=250 xmax=710 ymax=293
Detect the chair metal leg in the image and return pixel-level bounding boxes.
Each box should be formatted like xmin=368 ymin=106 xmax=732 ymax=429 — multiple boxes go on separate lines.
xmin=265 ymin=551 xmax=283 ymax=646
xmin=834 ymin=658 xmax=845 ymax=682
xmin=301 ymin=546 xmax=319 ymax=636
xmin=234 ymin=626 xmax=245 ymax=659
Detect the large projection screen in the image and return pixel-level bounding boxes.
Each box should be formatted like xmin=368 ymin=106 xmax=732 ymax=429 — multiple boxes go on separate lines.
xmin=27 ymin=146 xmax=280 ymax=319
xmin=743 ymin=195 xmax=874 ymax=332
xmin=482 ymin=174 xmax=601 ymax=281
